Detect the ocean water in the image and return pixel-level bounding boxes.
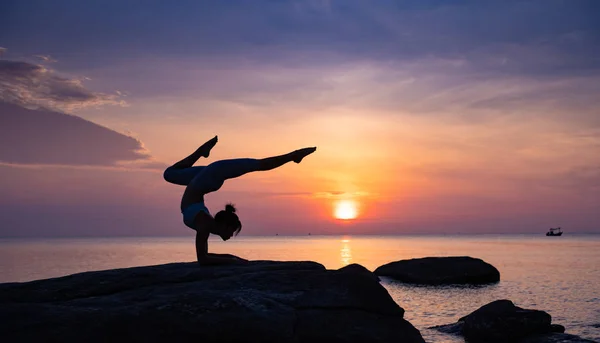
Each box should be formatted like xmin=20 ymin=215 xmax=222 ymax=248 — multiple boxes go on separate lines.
xmin=1 ymin=234 xmax=599 ymax=342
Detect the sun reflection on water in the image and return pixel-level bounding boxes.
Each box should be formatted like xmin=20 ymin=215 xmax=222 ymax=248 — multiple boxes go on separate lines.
xmin=340 ymin=238 xmax=352 ymax=266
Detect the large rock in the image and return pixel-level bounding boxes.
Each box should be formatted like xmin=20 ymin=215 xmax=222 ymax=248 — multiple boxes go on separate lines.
xmin=0 ymin=260 xmax=425 ymax=343
xmin=374 ymin=256 xmax=500 ymax=285
xmin=338 ymin=263 xmax=380 ymax=283
xmin=432 ymin=299 xmax=597 ymax=343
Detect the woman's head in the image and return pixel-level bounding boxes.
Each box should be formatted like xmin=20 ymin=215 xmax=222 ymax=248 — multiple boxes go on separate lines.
xmin=214 ymin=203 xmax=242 ymax=241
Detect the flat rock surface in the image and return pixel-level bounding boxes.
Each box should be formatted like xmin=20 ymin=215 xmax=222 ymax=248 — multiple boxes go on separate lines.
xmin=375 ymin=256 xmax=500 ymax=285
xmin=0 ymin=260 xmax=425 ymax=343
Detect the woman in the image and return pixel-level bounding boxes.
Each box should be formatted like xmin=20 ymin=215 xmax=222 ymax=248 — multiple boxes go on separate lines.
xmin=164 ymin=135 xmax=316 ymax=265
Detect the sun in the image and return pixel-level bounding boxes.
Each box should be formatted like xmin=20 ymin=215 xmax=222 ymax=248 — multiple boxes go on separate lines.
xmin=334 ymin=200 xmax=358 ymax=220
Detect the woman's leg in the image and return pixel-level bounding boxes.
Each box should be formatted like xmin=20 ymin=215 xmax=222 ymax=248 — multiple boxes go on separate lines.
xmin=169 ymin=135 xmax=218 ymax=170
xmin=163 ymin=136 xmax=218 ymax=185
xmin=202 ymin=147 xmax=317 ymax=182
xmin=164 ymin=166 xmax=207 ymax=186
xmin=257 ymin=147 xmax=317 ymax=171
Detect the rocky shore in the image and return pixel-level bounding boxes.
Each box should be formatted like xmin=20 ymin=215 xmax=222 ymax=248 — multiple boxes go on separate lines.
xmin=0 ymin=260 xmax=423 ymax=343
xmin=1 ymin=256 xmax=595 ymax=343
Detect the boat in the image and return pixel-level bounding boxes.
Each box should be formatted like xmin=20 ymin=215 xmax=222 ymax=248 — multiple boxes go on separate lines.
xmin=546 ymin=227 xmax=563 ymax=236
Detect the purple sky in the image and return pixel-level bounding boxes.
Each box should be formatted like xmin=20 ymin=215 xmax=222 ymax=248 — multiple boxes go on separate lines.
xmin=1 ymin=0 xmax=599 ymax=237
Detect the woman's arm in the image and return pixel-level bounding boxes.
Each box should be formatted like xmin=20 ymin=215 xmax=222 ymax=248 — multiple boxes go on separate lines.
xmin=195 ymin=230 xmax=247 ymax=265
xmin=193 ymin=211 xmax=248 ymax=265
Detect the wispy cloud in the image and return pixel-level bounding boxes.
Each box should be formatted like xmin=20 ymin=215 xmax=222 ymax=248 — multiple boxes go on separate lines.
xmin=0 ymin=59 xmax=125 ymax=112
xmin=312 ymin=191 xmax=372 ymax=199
xmin=34 ymin=54 xmax=57 ymax=63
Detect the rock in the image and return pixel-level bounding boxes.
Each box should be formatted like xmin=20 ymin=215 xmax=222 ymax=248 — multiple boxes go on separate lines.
xmin=374 ymin=256 xmax=500 ymax=285
xmin=429 ymin=322 xmax=464 ymax=335
xmin=338 ymin=263 xmax=380 ymax=282
xmin=519 ymin=333 xmax=598 ymax=343
xmin=459 ymin=300 xmax=552 ymax=342
xmin=432 ymin=300 xmax=598 ymax=343
xmin=0 ymin=260 xmax=425 ymax=343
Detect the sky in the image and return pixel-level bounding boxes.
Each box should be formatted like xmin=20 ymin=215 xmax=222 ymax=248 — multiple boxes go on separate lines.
xmin=1 ymin=0 xmax=599 ymax=237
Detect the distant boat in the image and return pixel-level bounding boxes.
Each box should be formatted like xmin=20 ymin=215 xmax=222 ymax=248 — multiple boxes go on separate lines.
xmin=546 ymin=227 xmax=563 ymax=236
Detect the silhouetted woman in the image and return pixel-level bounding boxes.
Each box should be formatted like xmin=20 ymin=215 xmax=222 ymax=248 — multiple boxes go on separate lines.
xmin=164 ymin=136 xmax=316 ymax=265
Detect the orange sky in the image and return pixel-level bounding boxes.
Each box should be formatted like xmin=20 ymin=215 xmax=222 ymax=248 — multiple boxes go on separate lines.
xmin=1 ymin=1 xmax=599 ymax=236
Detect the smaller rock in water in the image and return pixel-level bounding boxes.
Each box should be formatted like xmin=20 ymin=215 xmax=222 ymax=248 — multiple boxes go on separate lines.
xmin=374 ymin=256 xmax=500 ymax=285
xmin=519 ymin=333 xmax=599 ymax=343
xmin=460 ymin=299 xmax=552 ymax=342
xmin=429 ymin=322 xmax=463 ymax=335
xmin=432 ymin=299 xmax=598 ymax=343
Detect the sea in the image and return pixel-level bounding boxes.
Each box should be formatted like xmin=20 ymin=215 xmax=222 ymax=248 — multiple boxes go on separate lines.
xmin=1 ymin=234 xmax=599 ymax=342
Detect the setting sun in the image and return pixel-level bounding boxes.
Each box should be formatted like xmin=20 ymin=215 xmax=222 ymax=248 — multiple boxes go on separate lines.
xmin=334 ymin=200 xmax=358 ymax=220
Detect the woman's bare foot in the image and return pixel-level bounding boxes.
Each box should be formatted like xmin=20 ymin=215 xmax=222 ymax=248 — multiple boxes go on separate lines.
xmin=292 ymin=147 xmax=317 ymax=163
xmin=199 ymin=136 xmax=218 ymax=157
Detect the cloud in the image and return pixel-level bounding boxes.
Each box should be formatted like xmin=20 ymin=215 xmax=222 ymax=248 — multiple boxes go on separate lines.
xmin=0 ymin=101 xmax=159 ymax=168
xmin=6 ymin=1 xmax=600 ymax=74
xmin=34 ymin=54 xmax=57 ymax=63
xmin=9 ymin=1 xmax=596 ymax=122
xmin=0 ymin=59 xmax=125 ymax=112
xmin=550 ymin=165 xmax=600 ymax=193
xmin=0 ymin=47 xmax=5 ymax=57
xmin=0 ymin=163 xmax=181 ymax=237
xmin=123 ymin=55 xmax=599 ymax=133
xmin=313 ymin=191 xmax=371 ymax=199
